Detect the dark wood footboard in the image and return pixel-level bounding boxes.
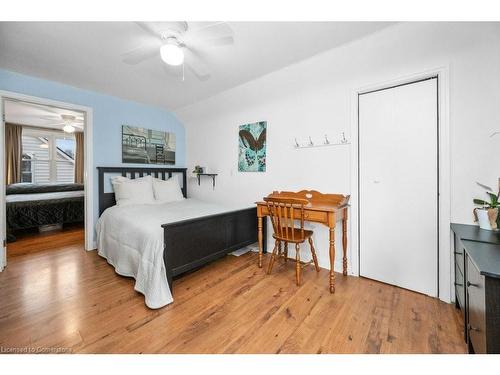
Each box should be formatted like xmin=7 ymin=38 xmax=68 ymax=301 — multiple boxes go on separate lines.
xmin=97 ymin=166 xmax=267 ymax=297
xmin=162 ymin=207 xmax=267 ymax=294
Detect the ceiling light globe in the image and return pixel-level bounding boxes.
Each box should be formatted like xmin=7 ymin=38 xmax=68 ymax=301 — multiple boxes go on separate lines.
xmin=160 ymin=44 xmax=184 ymax=66
xmin=63 ymin=124 xmax=76 ymax=133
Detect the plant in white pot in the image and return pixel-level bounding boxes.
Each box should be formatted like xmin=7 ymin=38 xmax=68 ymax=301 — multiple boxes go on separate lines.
xmin=473 ymin=181 xmax=499 ymax=231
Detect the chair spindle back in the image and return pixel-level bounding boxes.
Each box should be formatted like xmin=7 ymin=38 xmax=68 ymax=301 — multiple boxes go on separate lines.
xmin=263 ymin=197 xmax=309 ymax=242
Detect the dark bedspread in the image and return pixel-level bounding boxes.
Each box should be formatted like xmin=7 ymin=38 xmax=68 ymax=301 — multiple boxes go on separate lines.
xmin=6 ymin=183 xmax=84 ymax=241
xmin=6 ymin=183 xmax=84 ymax=195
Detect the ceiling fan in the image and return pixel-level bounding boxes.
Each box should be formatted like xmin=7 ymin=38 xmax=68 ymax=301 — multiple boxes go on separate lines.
xmin=121 ymin=21 xmax=235 ymax=81
xmin=34 ymin=113 xmax=84 ymax=133
xmin=9 ymin=100 xmax=84 ymax=133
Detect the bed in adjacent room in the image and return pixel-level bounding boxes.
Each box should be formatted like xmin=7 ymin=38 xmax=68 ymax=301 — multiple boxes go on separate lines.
xmin=6 ymin=182 xmax=85 ymax=241
xmin=96 ymin=167 xmax=263 ymax=309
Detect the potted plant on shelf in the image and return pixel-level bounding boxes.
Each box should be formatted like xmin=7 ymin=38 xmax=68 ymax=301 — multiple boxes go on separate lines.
xmin=473 ymin=181 xmax=499 ymax=231
xmin=192 ymin=165 xmax=204 ymax=174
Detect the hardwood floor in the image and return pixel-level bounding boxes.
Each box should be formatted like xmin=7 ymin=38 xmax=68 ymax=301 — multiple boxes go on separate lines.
xmin=7 ymin=224 xmax=84 ymax=258
xmin=0 ymin=229 xmax=466 ymax=354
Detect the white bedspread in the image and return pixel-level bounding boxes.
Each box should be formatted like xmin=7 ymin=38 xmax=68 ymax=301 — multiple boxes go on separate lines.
xmin=96 ymin=199 xmax=250 ymax=309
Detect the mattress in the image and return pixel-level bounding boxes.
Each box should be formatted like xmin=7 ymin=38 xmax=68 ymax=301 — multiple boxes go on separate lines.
xmin=96 ymin=198 xmax=249 ymax=309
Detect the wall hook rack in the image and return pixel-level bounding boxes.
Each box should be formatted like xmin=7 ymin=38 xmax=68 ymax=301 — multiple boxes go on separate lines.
xmin=293 ymin=133 xmax=351 ymax=149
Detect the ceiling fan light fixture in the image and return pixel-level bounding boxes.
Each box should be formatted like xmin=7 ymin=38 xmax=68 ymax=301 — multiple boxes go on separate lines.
xmin=63 ymin=124 xmax=76 ymax=133
xmin=160 ymin=42 xmax=184 ymax=66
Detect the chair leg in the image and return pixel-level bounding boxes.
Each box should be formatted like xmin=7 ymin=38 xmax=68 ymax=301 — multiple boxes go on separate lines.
xmin=284 ymin=242 xmax=288 ymax=263
xmin=295 ymin=243 xmax=301 ymax=286
xmin=278 ymin=241 xmax=282 ymax=257
xmin=308 ymin=237 xmax=320 ymax=272
xmin=267 ymin=240 xmax=280 ymax=275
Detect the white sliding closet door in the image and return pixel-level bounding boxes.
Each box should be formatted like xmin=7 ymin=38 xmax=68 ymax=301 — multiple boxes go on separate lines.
xmin=359 ymin=78 xmax=438 ymax=296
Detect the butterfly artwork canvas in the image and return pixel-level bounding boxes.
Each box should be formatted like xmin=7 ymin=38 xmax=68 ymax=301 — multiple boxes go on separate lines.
xmin=238 ymin=121 xmax=267 ymax=172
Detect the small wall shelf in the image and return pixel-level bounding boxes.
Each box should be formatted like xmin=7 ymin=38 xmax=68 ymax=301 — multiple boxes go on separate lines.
xmin=195 ymin=173 xmax=218 ymax=189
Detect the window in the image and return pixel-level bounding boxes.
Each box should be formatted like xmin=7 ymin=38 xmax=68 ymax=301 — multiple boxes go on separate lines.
xmin=21 ymin=131 xmax=76 ymax=184
xmin=55 ymin=137 xmax=76 ymax=183
xmin=21 ymin=153 xmax=33 ymax=183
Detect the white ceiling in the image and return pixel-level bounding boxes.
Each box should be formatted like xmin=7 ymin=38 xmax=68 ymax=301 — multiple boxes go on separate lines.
xmin=0 ymin=22 xmax=394 ymax=110
xmin=4 ymin=99 xmax=84 ymax=132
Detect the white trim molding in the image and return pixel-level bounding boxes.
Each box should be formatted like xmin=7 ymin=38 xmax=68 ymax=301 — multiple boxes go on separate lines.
xmin=349 ymin=66 xmax=452 ymax=303
xmin=0 ymin=99 xmax=5 ymax=270
xmin=0 ymin=91 xmax=95 ymax=265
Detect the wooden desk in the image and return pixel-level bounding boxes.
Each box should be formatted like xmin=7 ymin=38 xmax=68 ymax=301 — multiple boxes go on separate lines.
xmin=256 ymin=190 xmax=350 ymax=293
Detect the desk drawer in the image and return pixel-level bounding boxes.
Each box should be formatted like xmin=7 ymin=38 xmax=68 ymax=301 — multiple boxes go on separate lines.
xmin=303 ymin=210 xmax=328 ymax=224
xmin=467 ymin=256 xmax=486 ymax=354
xmin=454 ymin=237 xmax=465 ymax=275
xmin=455 ymin=262 xmax=465 ymax=311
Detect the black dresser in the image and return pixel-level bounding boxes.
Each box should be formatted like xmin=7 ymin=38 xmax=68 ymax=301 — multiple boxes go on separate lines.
xmin=451 ymin=224 xmax=500 ymax=354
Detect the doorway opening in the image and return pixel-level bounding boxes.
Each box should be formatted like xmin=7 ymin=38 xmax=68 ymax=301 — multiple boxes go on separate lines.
xmin=0 ymin=92 xmax=94 ymax=269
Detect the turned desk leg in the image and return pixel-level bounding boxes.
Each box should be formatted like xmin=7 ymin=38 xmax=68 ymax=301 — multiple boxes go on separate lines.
xmin=329 ymin=227 xmax=336 ymax=293
xmin=258 ymin=216 xmax=263 ymax=268
xmin=342 ymin=207 xmax=348 ymax=276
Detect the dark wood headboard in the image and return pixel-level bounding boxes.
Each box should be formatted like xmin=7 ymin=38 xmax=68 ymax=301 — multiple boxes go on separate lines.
xmin=97 ymin=166 xmax=188 ymax=215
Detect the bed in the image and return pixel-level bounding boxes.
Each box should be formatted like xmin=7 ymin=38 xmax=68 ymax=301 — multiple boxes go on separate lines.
xmin=6 ymin=182 xmax=85 ymax=241
xmin=96 ymin=166 xmax=266 ymax=309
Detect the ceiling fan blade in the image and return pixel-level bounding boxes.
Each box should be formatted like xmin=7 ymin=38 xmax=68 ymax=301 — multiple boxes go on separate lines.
xmin=201 ymin=35 xmax=234 ymax=47
xmin=190 ymin=22 xmax=233 ymax=39
xmin=122 ymin=44 xmax=159 ymax=65
xmin=161 ymin=64 xmax=183 ymax=78
xmin=15 ymin=101 xmax=64 ymax=116
xmin=20 ymin=114 xmax=59 ymax=120
xmin=44 ymin=122 xmax=66 ymax=126
xmin=184 ymin=50 xmax=211 ymax=81
xmin=135 ymin=22 xmax=163 ymax=39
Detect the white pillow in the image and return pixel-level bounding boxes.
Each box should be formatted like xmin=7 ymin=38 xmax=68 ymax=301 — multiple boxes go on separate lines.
xmin=152 ymin=176 xmax=184 ymax=203
xmin=111 ymin=175 xmax=155 ymax=206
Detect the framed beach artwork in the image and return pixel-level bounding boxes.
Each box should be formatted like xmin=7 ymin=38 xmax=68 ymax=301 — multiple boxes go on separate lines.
xmin=122 ymin=125 xmax=176 ymax=165
xmin=238 ymin=121 xmax=267 ymax=172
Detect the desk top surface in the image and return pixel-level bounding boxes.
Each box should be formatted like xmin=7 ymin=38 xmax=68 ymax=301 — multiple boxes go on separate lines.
xmin=256 ymin=190 xmax=350 ymax=212
xmin=451 ymin=223 xmax=500 ymax=245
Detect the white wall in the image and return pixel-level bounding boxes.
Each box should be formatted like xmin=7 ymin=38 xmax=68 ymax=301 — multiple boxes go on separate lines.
xmin=177 ymin=22 xmax=500 ymax=292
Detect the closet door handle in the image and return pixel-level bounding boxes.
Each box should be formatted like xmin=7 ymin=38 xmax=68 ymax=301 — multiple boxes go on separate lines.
xmin=454 ymin=251 xmax=463 ymax=256
xmin=467 ymin=281 xmax=479 ymax=288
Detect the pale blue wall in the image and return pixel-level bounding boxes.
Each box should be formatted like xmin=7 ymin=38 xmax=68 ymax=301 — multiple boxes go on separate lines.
xmin=0 ymin=69 xmax=185 ymax=240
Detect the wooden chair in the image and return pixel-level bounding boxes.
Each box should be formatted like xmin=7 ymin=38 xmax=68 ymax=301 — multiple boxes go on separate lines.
xmin=264 ymin=196 xmax=320 ymax=285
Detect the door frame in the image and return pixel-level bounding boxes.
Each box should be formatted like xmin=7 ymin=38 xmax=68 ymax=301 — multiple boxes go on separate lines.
xmin=349 ymin=66 xmax=451 ymax=302
xmin=0 ymin=90 xmax=94 ymax=270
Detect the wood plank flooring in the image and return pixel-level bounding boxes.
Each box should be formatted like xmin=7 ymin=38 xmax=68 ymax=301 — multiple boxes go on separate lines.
xmin=0 ymin=229 xmax=467 ymax=354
